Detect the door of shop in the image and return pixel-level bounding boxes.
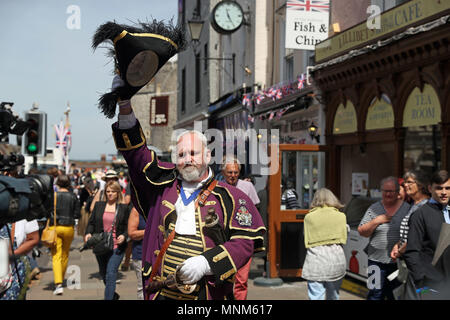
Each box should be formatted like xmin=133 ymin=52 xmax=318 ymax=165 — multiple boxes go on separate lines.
xmin=268 ymin=144 xmax=327 ymax=278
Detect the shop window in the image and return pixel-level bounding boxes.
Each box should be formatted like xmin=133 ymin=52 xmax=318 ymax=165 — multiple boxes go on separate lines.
xmin=403 ymin=125 xmax=441 ymax=176
xmin=281 ymin=151 xmax=325 ymax=210
xmin=285 ymin=56 xmax=294 ymax=82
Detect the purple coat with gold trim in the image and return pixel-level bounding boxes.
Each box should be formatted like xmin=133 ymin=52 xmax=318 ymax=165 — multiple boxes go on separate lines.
xmin=112 ymin=120 xmax=266 ymax=300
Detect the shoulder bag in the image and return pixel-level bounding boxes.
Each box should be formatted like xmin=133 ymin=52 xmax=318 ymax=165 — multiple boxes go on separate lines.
xmin=93 ymin=205 xmax=118 ymax=256
xmin=41 ymin=192 xmax=58 ymax=248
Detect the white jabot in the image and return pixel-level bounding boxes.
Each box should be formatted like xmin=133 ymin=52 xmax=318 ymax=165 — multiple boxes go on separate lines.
xmin=174 ymin=168 xmax=213 ymax=235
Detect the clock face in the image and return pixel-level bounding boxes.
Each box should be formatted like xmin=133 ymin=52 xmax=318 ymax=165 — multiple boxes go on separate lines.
xmin=212 ymin=1 xmax=244 ymax=34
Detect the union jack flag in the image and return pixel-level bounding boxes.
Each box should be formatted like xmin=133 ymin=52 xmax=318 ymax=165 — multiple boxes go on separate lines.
xmin=247 ymin=115 xmax=255 ymax=123
xmin=298 ymin=73 xmax=306 ymax=89
xmin=287 ymin=0 xmax=329 ymax=12
xmin=55 ymin=121 xmax=71 ymax=158
xmin=266 ymin=87 xmax=276 ymax=98
xmin=275 ymin=88 xmax=283 ymax=100
xmin=256 ymin=93 xmax=264 ymax=105
xmin=242 ymin=94 xmax=252 ymax=107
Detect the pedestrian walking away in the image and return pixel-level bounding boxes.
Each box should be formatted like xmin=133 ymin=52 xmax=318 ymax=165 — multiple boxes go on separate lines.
xmin=50 ymin=174 xmax=81 ymax=296
xmin=302 ymin=188 xmax=348 ymax=300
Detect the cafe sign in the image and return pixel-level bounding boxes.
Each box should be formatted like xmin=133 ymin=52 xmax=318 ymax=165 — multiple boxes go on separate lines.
xmin=333 ymin=101 xmax=357 ymax=134
xmin=315 ymin=0 xmax=450 ymax=63
xmin=403 ymin=84 xmax=441 ymax=127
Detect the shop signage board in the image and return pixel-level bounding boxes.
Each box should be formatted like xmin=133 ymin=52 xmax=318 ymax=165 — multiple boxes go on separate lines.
xmin=333 ymin=101 xmax=357 ymax=134
xmin=150 ymin=96 xmax=169 ymax=126
xmin=315 ymin=0 xmax=450 ymax=63
xmin=366 ymin=95 xmax=394 ymax=130
xmin=285 ymin=0 xmax=330 ymax=50
xmin=403 ymin=84 xmax=441 ymax=127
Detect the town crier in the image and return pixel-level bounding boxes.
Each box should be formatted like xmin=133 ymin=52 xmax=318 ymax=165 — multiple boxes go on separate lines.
xmin=92 ymin=20 xmax=266 ymax=300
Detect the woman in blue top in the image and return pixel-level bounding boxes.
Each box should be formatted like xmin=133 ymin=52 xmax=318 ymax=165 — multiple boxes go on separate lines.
xmin=128 ymin=207 xmax=146 ymax=300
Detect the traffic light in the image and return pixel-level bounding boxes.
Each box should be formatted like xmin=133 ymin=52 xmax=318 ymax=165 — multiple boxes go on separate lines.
xmin=24 ymin=111 xmax=47 ymax=156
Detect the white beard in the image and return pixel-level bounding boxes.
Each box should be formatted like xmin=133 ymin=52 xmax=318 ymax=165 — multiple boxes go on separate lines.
xmin=178 ymin=164 xmax=207 ymax=182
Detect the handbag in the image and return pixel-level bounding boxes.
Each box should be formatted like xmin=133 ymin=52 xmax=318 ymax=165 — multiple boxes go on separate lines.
xmin=0 ymin=265 xmax=14 ymax=294
xmin=41 ymin=192 xmax=58 ymax=248
xmin=93 ymin=205 xmax=118 ymax=256
xmin=0 ymin=233 xmax=13 ymax=294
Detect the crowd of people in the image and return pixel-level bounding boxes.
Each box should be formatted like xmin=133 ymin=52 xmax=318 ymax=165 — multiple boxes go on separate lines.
xmin=1 ymin=159 xmax=449 ymax=301
xmin=0 ymin=165 xmax=141 ymax=300
xmin=357 ymin=170 xmax=450 ymax=300
xmin=297 ymin=169 xmax=450 ymax=301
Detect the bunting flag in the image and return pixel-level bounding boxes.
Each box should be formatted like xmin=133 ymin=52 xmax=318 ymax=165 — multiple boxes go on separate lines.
xmin=242 ymin=94 xmax=252 ymax=107
xmin=256 ymin=93 xmax=264 ymax=105
xmin=298 ymin=73 xmax=306 ymax=89
xmin=276 ymin=88 xmax=283 ymax=100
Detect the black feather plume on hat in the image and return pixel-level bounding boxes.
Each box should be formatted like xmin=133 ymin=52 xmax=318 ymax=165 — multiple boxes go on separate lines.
xmin=93 ymin=19 xmax=186 ymax=118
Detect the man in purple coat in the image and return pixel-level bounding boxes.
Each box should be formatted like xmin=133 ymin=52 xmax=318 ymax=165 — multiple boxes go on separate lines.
xmin=111 ymin=100 xmax=266 ymax=300
xmin=93 ymin=19 xmax=265 ymax=300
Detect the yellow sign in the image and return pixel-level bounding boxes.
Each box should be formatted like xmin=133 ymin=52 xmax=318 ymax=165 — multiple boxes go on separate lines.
xmin=366 ymin=96 xmax=394 ymax=130
xmin=315 ymin=0 xmax=450 ymax=63
xmin=333 ymin=101 xmax=357 ymax=134
xmin=403 ymin=84 xmax=441 ymax=127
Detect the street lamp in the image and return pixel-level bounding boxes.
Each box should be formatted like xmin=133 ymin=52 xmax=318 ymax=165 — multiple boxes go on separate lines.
xmin=188 ymin=20 xmax=204 ymax=42
xmin=187 ymin=19 xmax=236 ymax=84
xmin=308 ymin=122 xmax=320 ymax=143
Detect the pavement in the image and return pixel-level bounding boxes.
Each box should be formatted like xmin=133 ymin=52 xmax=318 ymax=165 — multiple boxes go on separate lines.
xmin=26 ymin=234 xmax=364 ymax=300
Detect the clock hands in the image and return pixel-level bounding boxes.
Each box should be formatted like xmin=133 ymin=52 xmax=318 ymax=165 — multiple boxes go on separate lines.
xmin=226 ymin=9 xmax=234 ymax=26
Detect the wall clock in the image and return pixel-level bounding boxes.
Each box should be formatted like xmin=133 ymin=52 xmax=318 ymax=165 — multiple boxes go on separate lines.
xmin=211 ymin=0 xmax=244 ymax=34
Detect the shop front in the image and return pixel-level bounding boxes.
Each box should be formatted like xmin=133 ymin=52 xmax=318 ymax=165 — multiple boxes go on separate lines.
xmin=249 ymin=83 xmax=330 ymax=278
xmin=311 ymin=0 xmax=450 ymax=204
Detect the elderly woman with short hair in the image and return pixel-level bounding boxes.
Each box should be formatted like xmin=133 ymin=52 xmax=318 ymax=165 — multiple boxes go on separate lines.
xmin=358 ymin=176 xmax=411 ymax=300
xmin=302 ymin=188 xmax=348 ymax=300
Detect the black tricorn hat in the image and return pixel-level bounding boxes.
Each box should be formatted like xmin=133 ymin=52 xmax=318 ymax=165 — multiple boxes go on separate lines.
xmin=92 ymin=20 xmax=186 ymax=118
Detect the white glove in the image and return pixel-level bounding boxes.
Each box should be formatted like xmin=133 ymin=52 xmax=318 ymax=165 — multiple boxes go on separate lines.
xmin=177 ymin=255 xmax=212 ymax=285
xmin=111 ymin=74 xmax=125 ymax=91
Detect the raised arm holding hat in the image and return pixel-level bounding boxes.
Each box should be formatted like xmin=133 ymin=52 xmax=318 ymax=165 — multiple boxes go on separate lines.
xmin=93 ymin=20 xmax=266 ymax=300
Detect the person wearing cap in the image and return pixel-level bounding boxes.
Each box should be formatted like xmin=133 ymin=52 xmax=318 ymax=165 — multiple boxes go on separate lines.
xmin=92 ymin=20 xmax=265 ymax=300
xmin=89 ymin=169 xmax=119 ymax=213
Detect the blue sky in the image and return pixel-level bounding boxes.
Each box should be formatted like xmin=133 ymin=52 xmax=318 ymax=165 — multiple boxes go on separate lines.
xmin=0 ymin=0 xmax=178 ymax=160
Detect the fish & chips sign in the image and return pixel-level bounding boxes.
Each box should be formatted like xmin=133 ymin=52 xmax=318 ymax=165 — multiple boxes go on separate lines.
xmin=285 ymin=0 xmax=330 ymax=50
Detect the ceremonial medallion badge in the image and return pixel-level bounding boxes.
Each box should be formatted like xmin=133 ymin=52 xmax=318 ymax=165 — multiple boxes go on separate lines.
xmin=236 ymin=199 xmax=252 ymax=227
